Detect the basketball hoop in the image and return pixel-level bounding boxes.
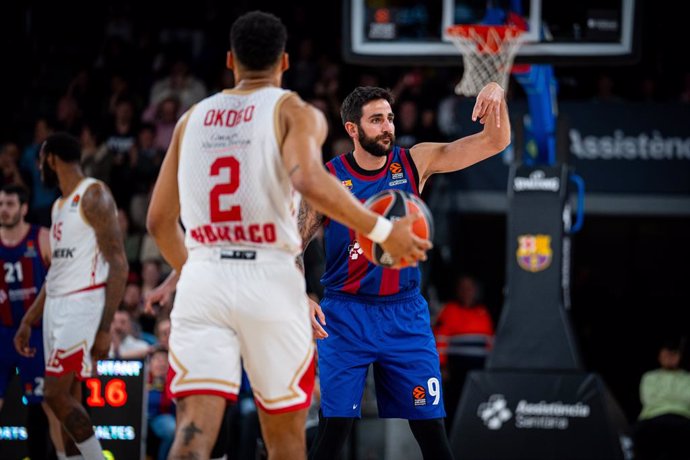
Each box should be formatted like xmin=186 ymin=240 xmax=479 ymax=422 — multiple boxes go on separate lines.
xmin=446 ymin=24 xmax=524 ymax=97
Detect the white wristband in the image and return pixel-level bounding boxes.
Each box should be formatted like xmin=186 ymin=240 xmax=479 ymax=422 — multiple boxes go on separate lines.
xmin=366 ymin=216 xmax=393 ymax=243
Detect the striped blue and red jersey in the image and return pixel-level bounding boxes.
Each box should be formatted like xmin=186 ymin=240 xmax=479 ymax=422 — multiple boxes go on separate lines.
xmin=0 ymin=225 xmax=48 ymax=328
xmin=321 ymin=146 xmax=421 ymax=299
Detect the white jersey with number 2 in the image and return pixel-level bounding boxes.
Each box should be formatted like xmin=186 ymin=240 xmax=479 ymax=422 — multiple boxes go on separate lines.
xmin=178 ymin=87 xmax=301 ymax=255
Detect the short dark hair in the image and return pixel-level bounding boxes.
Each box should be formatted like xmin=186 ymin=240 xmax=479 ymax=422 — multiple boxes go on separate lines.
xmin=340 ymin=87 xmax=395 ymax=125
xmin=0 ymin=184 xmax=29 ymax=205
xmin=43 ymin=132 xmax=81 ymax=164
xmin=230 ymin=11 xmax=286 ymax=71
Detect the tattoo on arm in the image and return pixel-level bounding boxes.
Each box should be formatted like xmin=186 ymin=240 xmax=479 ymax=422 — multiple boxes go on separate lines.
xmin=297 ymin=198 xmax=324 ymax=247
xmin=182 ymin=422 xmax=202 ymax=446
xmin=81 ymin=183 xmax=129 ymax=332
xmin=295 ymin=254 xmax=305 ymax=273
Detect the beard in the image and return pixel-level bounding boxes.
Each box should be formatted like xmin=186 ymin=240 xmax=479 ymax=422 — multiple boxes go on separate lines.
xmin=358 ymin=128 xmax=394 ymax=158
xmin=0 ymin=212 xmax=21 ymax=228
xmin=40 ymin=156 xmax=59 ymax=189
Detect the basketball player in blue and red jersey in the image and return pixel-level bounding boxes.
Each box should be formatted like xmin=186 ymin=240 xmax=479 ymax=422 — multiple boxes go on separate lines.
xmin=15 ymin=132 xmax=128 ymax=460
xmin=0 ymin=184 xmax=64 ymax=459
xmin=301 ymin=84 xmax=510 ymax=460
xmin=146 ymin=11 xmax=429 ymax=460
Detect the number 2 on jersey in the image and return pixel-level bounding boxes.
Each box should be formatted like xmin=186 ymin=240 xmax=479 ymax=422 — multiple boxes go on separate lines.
xmin=210 ymin=156 xmax=242 ymax=223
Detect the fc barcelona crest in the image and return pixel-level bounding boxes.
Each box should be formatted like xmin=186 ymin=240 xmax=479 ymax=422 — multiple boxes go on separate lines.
xmin=516 ymin=234 xmax=552 ymax=272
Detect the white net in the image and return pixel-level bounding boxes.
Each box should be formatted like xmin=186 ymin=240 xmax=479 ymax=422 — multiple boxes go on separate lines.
xmin=447 ymin=25 xmax=524 ymax=96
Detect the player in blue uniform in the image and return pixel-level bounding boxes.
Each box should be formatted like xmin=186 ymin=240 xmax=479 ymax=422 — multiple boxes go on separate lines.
xmin=301 ymin=84 xmax=511 ymax=459
xmin=0 ymin=184 xmax=63 ymax=459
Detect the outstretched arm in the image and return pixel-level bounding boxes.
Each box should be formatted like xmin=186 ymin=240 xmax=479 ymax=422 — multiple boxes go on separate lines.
xmin=282 ymin=95 xmax=430 ymax=266
xmin=411 ymin=82 xmax=511 ymax=191
xmin=82 ymin=182 xmax=129 ymax=360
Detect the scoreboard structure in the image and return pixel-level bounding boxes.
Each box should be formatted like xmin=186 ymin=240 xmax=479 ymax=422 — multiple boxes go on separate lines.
xmin=0 ymin=359 xmax=147 ymax=460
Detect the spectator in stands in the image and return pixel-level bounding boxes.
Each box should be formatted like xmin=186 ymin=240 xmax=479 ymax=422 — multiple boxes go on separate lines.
xmin=109 ymin=308 xmax=151 ymax=359
xmin=118 ymin=207 xmax=143 ymax=266
xmin=141 ymin=259 xmax=164 ymax=300
xmin=54 ymin=94 xmax=82 ymax=135
xmin=154 ymin=317 xmax=171 ymax=351
xmin=20 ymin=118 xmax=58 ymax=227
xmin=148 ymin=57 xmax=206 ymax=114
xmin=142 ymin=96 xmax=180 ymax=153
xmin=433 ymin=274 xmax=495 ymax=431
xmin=632 ymin=336 xmax=690 ymax=460
xmin=80 ymin=123 xmax=111 ymax=183
xmin=0 ymin=142 xmax=26 ymax=188
xmin=105 ymin=97 xmax=139 ymax=207
xmin=147 ymin=348 xmax=175 ymax=460
xmin=592 ymin=73 xmax=624 ymax=103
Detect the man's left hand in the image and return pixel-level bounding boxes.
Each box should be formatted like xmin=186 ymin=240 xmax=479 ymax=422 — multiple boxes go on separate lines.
xmin=472 ymin=82 xmax=505 ymax=128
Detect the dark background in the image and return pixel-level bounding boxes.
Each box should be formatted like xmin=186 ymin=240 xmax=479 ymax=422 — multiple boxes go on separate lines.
xmin=0 ymin=0 xmax=688 ymax=425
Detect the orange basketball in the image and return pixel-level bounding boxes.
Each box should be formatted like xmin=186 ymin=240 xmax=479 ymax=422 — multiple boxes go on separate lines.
xmin=355 ymin=189 xmax=433 ymax=268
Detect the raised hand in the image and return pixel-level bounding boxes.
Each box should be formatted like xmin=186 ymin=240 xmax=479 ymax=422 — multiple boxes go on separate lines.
xmin=472 ymin=82 xmax=505 ymax=128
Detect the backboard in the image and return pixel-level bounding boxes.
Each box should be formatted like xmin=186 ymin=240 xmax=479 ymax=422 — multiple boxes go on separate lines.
xmin=343 ymin=0 xmax=640 ymax=65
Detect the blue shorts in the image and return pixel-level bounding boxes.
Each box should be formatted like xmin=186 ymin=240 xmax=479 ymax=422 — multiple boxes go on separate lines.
xmin=0 ymin=326 xmax=45 ymax=404
xmin=317 ymin=291 xmax=445 ymax=420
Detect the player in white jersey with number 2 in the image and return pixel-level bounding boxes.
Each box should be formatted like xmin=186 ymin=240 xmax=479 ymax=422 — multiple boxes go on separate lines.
xmin=146 ymin=11 xmax=431 ymax=460
xmin=15 ymin=133 xmax=128 ymax=460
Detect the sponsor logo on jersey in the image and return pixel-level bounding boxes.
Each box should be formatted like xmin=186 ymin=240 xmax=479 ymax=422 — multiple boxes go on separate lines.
xmin=348 ymin=241 xmax=363 ymax=260
xmin=516 ymin=234 xmax=552 ymax=272
xmin=341 ymin=179 xmax=353 ymax=190
xmin=413 ymin=385 xmax=427 ymax=406
xmin=52 ymin=247 xmax=76 ymax=259
xmin=389 ymin=162 xmax=403 ymax=177
xmin=71 ymin=194 xmax=80 ymax=207
xmin=388 ymin=162 xmax=407 ymax=186
xmin=24 ymin=240 xmax=37 ymax=258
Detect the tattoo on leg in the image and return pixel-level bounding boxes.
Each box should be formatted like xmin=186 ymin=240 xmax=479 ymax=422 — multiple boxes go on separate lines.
xmin=63 ymin=407 xmax=94 ymax=443
xmin=182 ymin=422 xmax=202 ymax=446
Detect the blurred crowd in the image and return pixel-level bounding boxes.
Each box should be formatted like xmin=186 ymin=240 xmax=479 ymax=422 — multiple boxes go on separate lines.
xmin=0 ymin=3 xmax=688 ymax=458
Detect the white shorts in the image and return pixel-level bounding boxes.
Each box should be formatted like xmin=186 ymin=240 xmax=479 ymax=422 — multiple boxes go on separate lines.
xmin=169 ymin=246 xmax=315 ymax=414
xmin=43 ymin=288 xmax=105 ymax=380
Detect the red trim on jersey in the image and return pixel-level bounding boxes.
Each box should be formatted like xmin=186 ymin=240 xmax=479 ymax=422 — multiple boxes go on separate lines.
xmin=342 ymin=229 xmax=368 ymax=294
xmin=323 ymin=162 xmax=339 ymax=227
xmin=399 ymin=148 xmax=419 ymax=196
xmin=65 ymin=283 xmax=107 ymax=296
xmin=253 ymin=354 xmax=315 ymax=414
xmin=20 ymin=255 xmax=39 ymax=325
xmin=340 ymin=152 xmax=393 ymax=182
xmin=171 ymin=389 xmax=239 ymax=402
xmin=379 ymin=267 xmax=400 ymax=296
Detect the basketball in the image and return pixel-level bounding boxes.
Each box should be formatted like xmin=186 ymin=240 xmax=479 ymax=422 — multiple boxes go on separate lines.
xmin=356 ymin=189 xmax=433 ymax=268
